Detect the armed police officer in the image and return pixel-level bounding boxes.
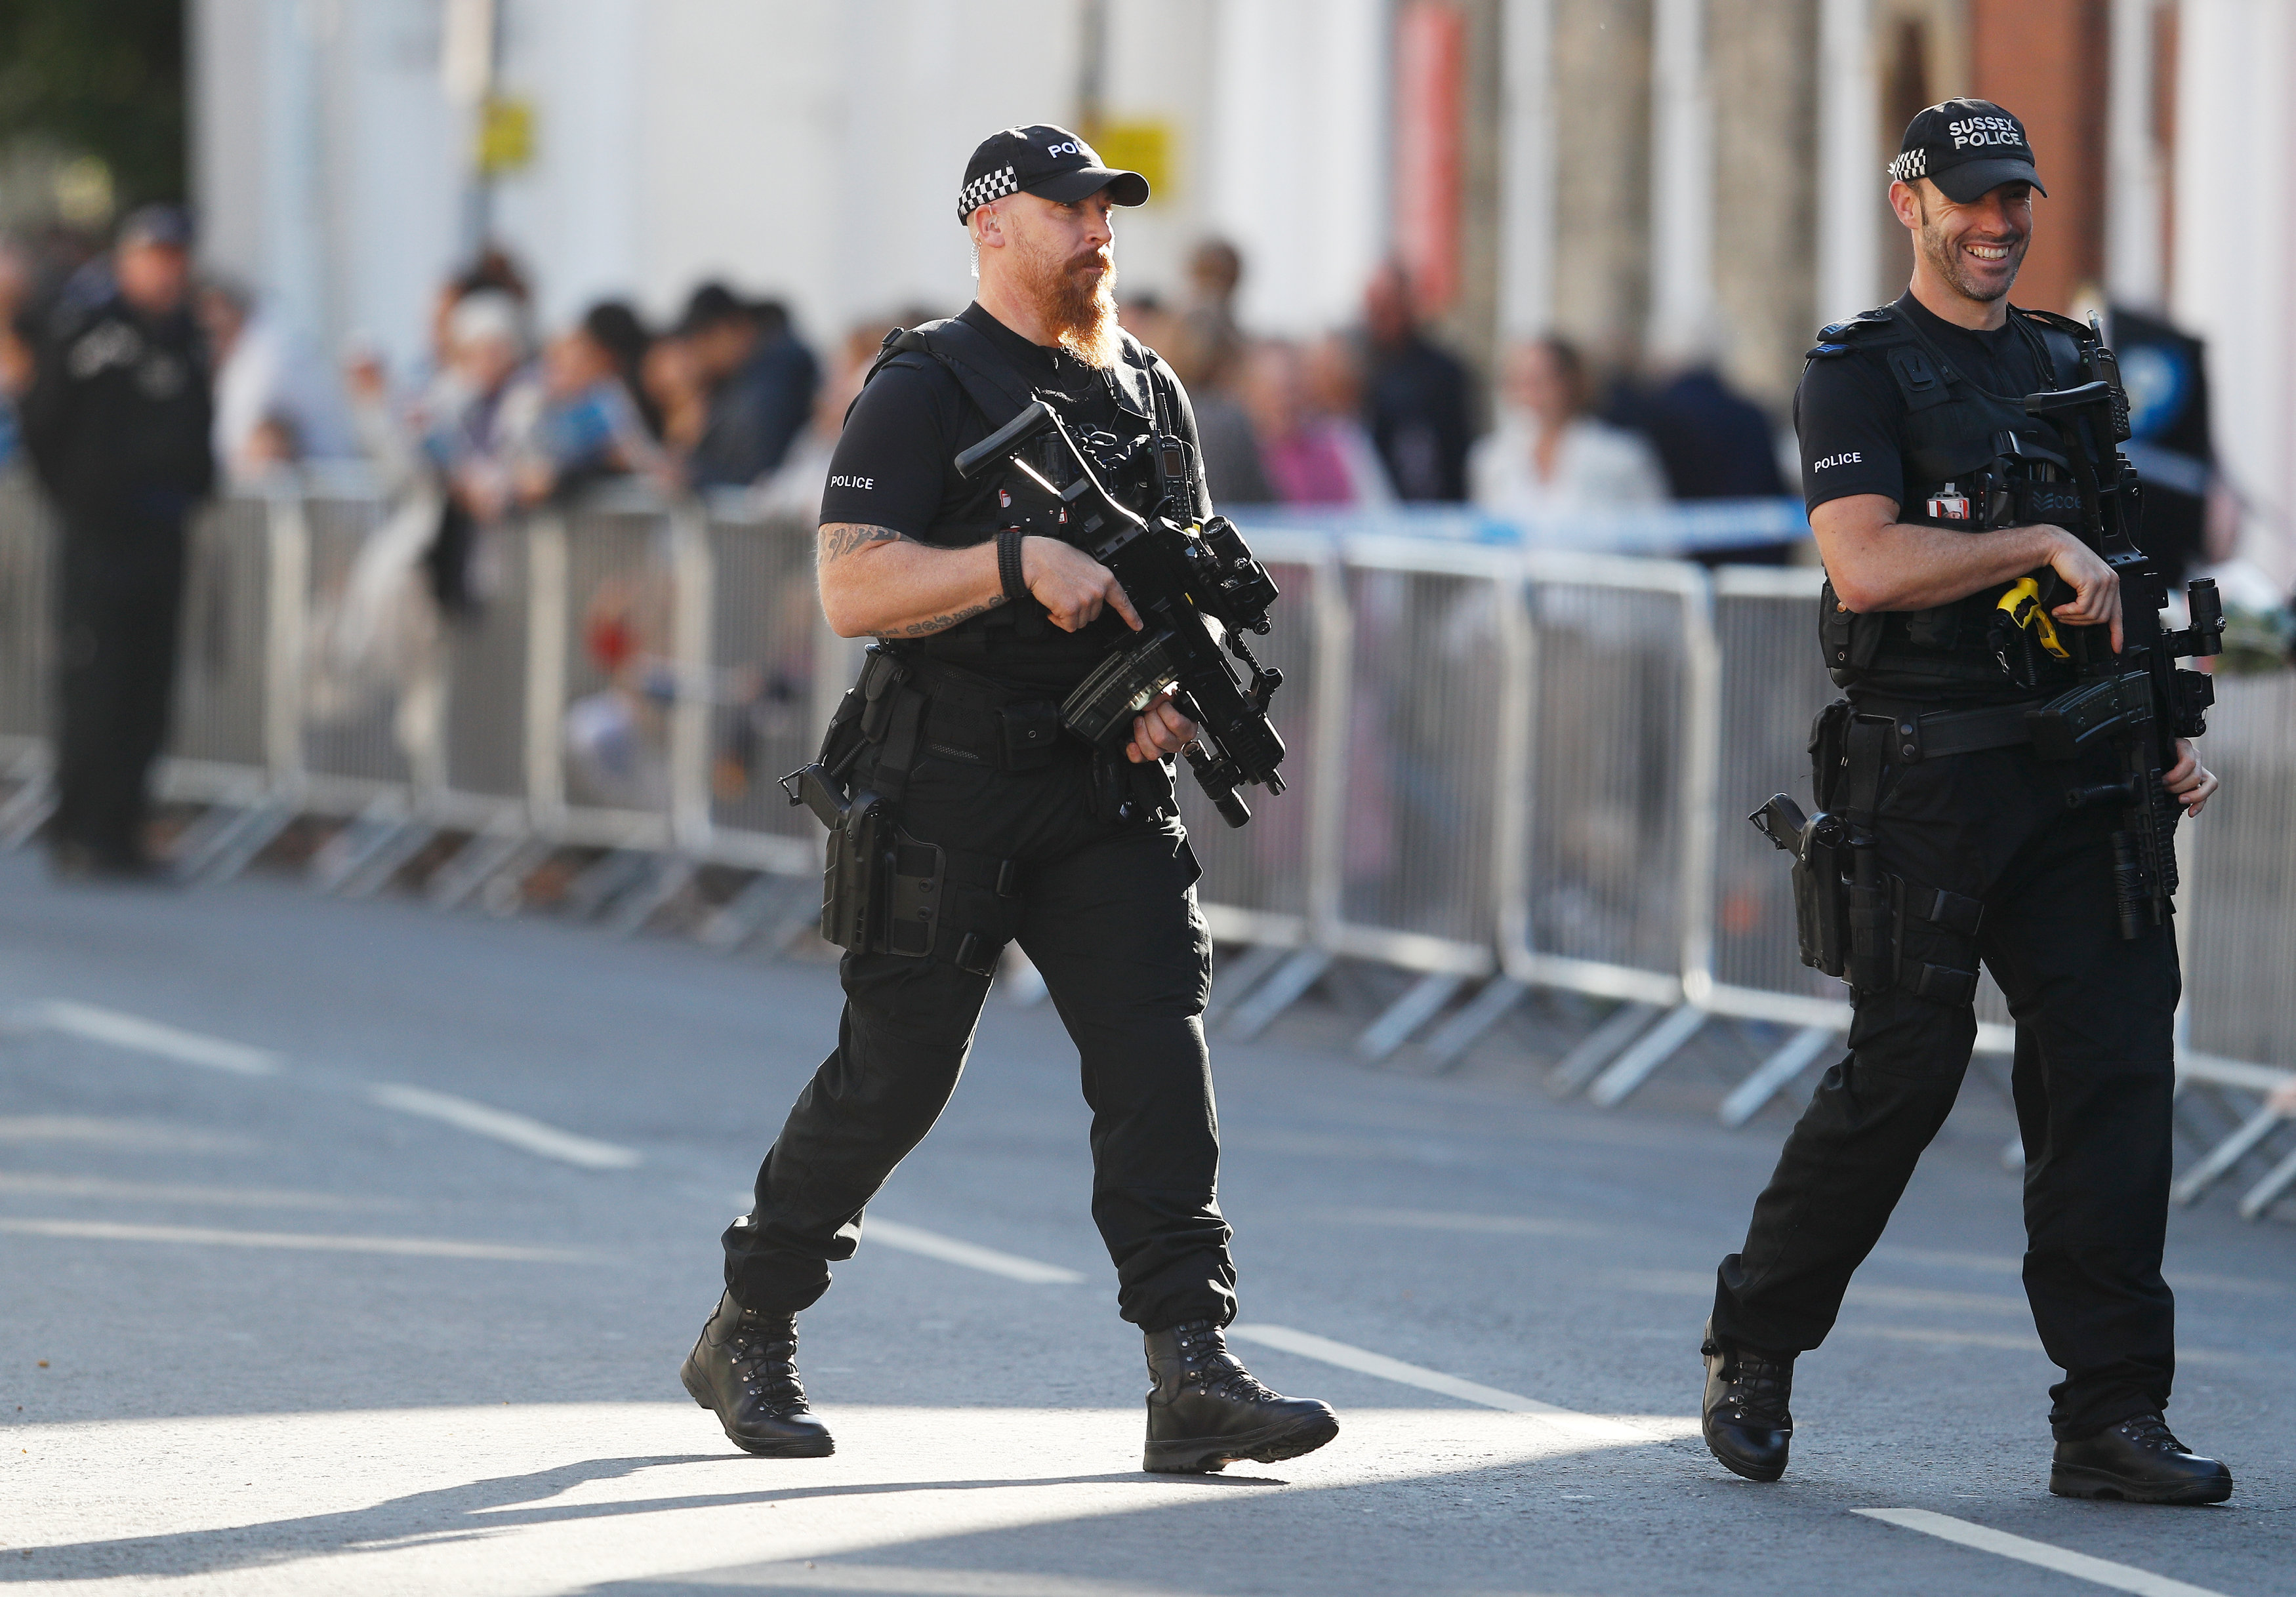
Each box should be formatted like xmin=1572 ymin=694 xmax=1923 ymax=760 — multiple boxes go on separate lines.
xmin=682 ymin=126 xmax=1338 ymax=1474
xmin=21 ymin=205 xmax=214 ymax=879
xmin=1701 ymin=101 xmax=2232 ymax=1505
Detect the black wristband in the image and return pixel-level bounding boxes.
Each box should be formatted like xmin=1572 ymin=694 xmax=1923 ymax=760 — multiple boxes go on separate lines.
xmin=996 ymin=528 xmax=1029 ymax=604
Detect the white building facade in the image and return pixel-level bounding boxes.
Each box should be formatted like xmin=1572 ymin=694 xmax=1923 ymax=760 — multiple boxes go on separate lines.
xmin=192 ymin=0 xmax=2293 ymax=576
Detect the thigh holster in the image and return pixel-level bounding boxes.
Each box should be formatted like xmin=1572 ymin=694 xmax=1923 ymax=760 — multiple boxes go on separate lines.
xmin=1752 ymin=700 xmax=1983 ymax=1004
xmin=784 ymin=645 xmax=1028 ymax=975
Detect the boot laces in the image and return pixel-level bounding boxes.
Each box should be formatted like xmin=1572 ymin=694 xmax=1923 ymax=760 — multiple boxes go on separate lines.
xmin=728 ymin=1316 xmax=806 ymax=1409
xmin=1172 ymin=1322 xmax=1279 ymax=1405
xmin=1721 ymin=1346 xmax=1791 ymax=1424
xmin=2117 ymin=1414 xmax=2186 ymax=1455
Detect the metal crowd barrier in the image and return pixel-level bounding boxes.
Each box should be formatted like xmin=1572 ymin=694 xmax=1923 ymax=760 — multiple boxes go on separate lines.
xmin=1 ymin=472 xmax=2289 ymax=1219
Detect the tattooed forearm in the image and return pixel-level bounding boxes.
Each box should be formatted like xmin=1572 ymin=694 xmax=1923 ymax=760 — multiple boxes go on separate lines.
xmin=874 ymin=596 xmax=1008 ymax=639
xmin=819 ymin=523 xmax=913 ymax=563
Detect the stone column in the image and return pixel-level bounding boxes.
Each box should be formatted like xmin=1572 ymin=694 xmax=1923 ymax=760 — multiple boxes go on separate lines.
xmin=1548 ymin=0 xmax=1654 ymax=366
xmin=1708 ymin=0 xmax=1819 ymax=408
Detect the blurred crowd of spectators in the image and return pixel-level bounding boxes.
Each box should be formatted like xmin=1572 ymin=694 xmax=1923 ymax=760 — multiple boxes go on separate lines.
xmin=0 ymin=222 xmax=1801 ymax=595
xmin=1118 ymin=239 xmax=1788 ymax=526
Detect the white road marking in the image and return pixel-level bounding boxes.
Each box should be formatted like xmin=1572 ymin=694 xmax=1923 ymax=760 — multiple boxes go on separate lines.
xmin=690 ymin=1563 xmax=1216 ymax=1595
xmin=30 ymin=1000 xmax=283 ymax=1076
xmin=0 ymin=1171 xmax=406 ymax=1209
xmin=1614 ymin=1268 xmax=2026 ymax=1317
xmin=1320 ymin=1207 xmax=1601 ymax=1237
xmin=1877 ymin=1244 xmax=2289 ymax=1299
xmin=863 ymin=1217 xmax=1086 ymax=1284
xmin=0 ymin=1217 xmax=586 ymax=1261
xmin=369 ymin=1082 xmax=641 ymax=1169
xmin=1855 ymin=1508 xmax=2234 ymax=1597
xmin=1229 ymin=1324 xmax=1654 ymax=1442
xmin=0 ymin=1116 xmax=257 ymax=1152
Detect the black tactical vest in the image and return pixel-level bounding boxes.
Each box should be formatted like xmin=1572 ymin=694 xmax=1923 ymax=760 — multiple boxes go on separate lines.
xmin=857 ymin=316 xmax=1194 ymax=688
xmin=1809 ymin=302 xmax=2101 ymax=698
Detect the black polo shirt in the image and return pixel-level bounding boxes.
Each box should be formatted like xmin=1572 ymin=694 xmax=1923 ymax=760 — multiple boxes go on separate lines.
xmin=1795 ymin=291 xmax=2051 ymax=515
xmin=819 ymin=302 xmax=1206 ymax=694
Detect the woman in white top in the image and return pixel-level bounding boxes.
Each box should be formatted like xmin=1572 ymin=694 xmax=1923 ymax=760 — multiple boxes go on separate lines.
xmin=1469 ymin=336 xmax=1668 ymax=514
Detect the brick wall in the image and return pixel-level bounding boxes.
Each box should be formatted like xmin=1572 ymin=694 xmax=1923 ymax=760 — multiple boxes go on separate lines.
xmin=1970 ymin=0 xmax=2110 ymax=314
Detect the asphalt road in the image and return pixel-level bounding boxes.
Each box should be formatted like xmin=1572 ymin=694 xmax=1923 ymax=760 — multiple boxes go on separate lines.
xmin=2 ymin=852 xmax=2290 ymax=1597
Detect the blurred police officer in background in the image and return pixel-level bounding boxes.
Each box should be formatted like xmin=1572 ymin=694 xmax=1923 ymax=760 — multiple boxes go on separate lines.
xmin=22 ymin=205 xmax=214 ymax=879
xmin=1699 ymin=101 xmax=2229 ymax=1504
xmin=681 ymin=125 xmax=1338 ymax=1475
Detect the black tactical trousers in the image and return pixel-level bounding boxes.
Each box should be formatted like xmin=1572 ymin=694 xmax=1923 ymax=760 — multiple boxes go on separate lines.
xmin=724 ymin=744 xmax=1235 ymax=1332
xmin=54 ymin=523 xmax=186 ymax=864
xmin=1713 ymin=738 xmax=2183 ymax=1441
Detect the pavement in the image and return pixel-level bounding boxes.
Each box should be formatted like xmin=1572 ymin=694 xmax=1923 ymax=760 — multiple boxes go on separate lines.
xmin=1 ymin=851 xmax=2290 ymax=1597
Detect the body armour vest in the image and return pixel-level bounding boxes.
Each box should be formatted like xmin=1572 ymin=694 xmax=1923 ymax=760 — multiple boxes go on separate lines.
xmin=857 ymin=315 xmax=1197 ymax=691
xmin=1808 ymin=302 xmax=2106 ymax=699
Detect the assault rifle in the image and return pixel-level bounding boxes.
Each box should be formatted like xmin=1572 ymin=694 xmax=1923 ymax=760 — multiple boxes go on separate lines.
xmin=954 ymin=400 xmax=1288 ymax=827
xmin=2015 ymin=319 xmax=2225 ymax=937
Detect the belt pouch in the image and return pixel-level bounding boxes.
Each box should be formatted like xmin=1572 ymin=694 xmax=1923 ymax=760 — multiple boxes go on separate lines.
xmin=1000 ymin=701 xmax=1062 ymax=771
xmin=1809 ymin=698 xmax=1853 ymax=810
xmin=1818 ymin=582 xmax=1884 ymax=680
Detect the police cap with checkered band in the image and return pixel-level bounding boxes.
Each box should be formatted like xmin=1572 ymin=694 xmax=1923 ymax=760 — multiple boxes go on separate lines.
xmin=957 ymin=124 xmax=1149 ymax=224
xmin=1887 ymin=98 xmax=2047 ymax=204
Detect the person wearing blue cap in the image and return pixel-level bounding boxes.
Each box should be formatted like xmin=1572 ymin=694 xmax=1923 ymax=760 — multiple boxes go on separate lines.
xmin=20 ymin=204 xmax=213 ymax=879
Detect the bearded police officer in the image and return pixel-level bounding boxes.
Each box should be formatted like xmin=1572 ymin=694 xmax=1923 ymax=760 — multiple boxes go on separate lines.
xmin=682 ymin=126 xmax=1338 ymax=1474
xmin=1700 ymin=100 xmax=2232 ymax=1503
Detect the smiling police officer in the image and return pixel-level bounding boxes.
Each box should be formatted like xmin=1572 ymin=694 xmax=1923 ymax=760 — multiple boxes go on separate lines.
xmin=680 ymin=125 xmax=1338 ymax=1476
xmin=1699 ymin=100 xmax=2232 ymax=1505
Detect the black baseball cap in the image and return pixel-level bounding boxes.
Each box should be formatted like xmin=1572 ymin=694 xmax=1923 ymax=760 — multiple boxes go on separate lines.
xmin=1887 ymin=98 xmax=2048 ymax=203
xmin=957 ymin=124 xmax=1149 ymax=223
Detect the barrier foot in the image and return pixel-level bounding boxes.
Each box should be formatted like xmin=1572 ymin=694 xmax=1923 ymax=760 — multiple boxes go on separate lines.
xmin=166 ymin=794 xmax=262 ymax=879
xmin=1546 ymin=1001 xmax=1660 ymax=1097
xmin=2172 ymin=1104 xmax=2288 ymax=1206
xmin=563 ymin=848 xmax=652 ymax=921
xmin=184 ymin=798 xmax=297 ymax=885
xmin=697 ymin=871 xmax=808 ymax=951
xmin=1421 ymin=977 xmax=1527 ymax=1071
xmin=1223 ymin=949 xmax=1331 ymax=1041
xmin=308 ymin=798 xmax=411 ymax=893
xmin=427 ymin=820 xmax=531 ymax=910
xmin=0 ymin=774 xmax=57 ymax=849
xmin=609 ymin=855 xmax=696 ymax=937
xmin=338 ymin=821 xmax=439 ymax=899
xmin=2235 ymin=1142 xmax=2296 ymax=1221
xmin=1717 ymin=1024 xmax=1837 ymax=1129
xmin=1356 ymin=972 xmax=1466 ymax=1064
xmin=1587 ymin=1004 xmax=1707 ymax=1108
xmin=1203 ymin=942 xmax=1296 ymax=1027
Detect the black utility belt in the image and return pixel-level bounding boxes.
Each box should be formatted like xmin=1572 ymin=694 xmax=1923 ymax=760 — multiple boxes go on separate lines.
xmin=1859 ymin=672 xmax=2163 ymax=767
xmin=1853 ymin=698 xmax=2053 ymax=763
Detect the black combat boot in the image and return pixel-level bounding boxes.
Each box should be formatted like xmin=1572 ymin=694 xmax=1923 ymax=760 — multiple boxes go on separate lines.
xmin=1141 ymin=1320 xmax=1339 ymax=1473
xmin=1701 ymin=1318 xmax=1794 ymax=1482
xmin=680 ymin=1289 xmax=834 ymax=1458
xmin=2050 ymin=1413 xmax=2232 ymax=1505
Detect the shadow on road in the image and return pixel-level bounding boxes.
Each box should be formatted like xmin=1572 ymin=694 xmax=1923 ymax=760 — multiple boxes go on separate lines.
xmin=6 ymin=1452 xmax=1294 ymax=1583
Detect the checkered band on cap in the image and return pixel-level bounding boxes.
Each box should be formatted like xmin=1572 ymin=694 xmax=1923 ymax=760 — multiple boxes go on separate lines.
xmin=1889 ymin=148 xmax=1928 ymax=182
xmin=958 ymin=165 xmax=1019 ymax=221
